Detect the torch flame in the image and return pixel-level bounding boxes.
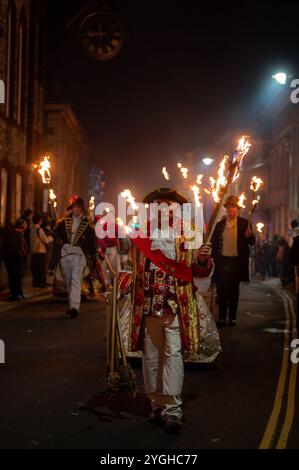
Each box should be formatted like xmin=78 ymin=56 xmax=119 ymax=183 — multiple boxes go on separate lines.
xmin=89 ymin=196 xmax=95 ymax=211
xmin=177 ymin=163 xmax=182 ymax=169
xmin=162 ymin=167 xmax=170 ymax=181
xmin=231 ymin=136 xmax=251 ymax=182
xmin=120 ymin=189 xmax=139 ymax=210
xmin=212 ymin=155 xmax=229 ymax=203
xmin=33 ymin=154 xmax=51 ymax=184
xmin=250 ymin=176 xmax=263 ymax=192
xmin=180 ymin=167 xmax=189 ymax=179
xmin=238 ymin=192 xmax=246 ymax=208
xmin=191 ymin=184 xmax=201 ymax=208
xmin=256 ymin=222 xmax=264 ymax=233
xmin=49 ymin=189 xmax=56 ymax=201
xmin=196 ymin=174 xmax=203 ymax=185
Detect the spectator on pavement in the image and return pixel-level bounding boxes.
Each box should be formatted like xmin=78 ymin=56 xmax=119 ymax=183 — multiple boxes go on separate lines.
xmin=2 ymin=218 xmax=28 ymax=301
xmin=290 ymin=219 xmax=299 ymax=328
xmin=30 ymin=213 xmax=53 ymax=288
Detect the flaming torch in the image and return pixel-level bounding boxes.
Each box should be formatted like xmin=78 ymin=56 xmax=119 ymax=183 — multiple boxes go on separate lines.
xmin=49 ymin=189 xmax=57 ymax=220
xmin=33 ymin=153 xmax=52 ymax=214
xmin=249 ymin=176 xmax=263 ymax=221
xmin=238 ymin=192 xmax=246 ymax=209
xmin=256 ymin=222 xmax=265 ymax=238
xmin=89 ymin=196 xmax=95 ymax=221
xmin=162 ymin=167 xmax=170 ymax=181
xmin=205 ymin=136 xmax=251 ymax=243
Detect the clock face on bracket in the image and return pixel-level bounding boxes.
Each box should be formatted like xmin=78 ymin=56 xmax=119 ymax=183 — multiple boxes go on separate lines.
xmin=79 ymin=11 xmax=124 ymax=61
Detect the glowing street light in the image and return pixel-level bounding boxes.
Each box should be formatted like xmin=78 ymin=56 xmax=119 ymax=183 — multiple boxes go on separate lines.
xmin=202 ymin=157 xmax=214 ymax=166
xmin=272 ymin=72 xmax=287 ymax=85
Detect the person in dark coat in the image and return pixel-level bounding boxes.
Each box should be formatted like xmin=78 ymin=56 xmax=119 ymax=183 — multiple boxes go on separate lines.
xmin=290 ymin=219 xmax=299 ymax=328
xmin=212 ymin=195 xmax=256 ymax=326
xmin=2 ymin=218 xmax=28 ymax=301
xmin=52 ymin=197 xmax=97 ymax=318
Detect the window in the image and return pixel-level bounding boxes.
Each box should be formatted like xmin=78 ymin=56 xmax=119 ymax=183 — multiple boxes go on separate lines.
xmin=16 ymin=173 xmax=22 ymax=219
xmin=1 ymin=168 xmax=8 ymax=227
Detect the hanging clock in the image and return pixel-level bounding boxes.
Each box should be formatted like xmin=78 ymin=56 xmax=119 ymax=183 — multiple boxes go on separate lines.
xmin=79 ymin=11 xmax=124 ymax=61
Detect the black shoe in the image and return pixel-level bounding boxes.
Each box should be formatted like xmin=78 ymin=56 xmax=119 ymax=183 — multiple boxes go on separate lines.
xmin=8 ymin=295 xmax=22 ymax=302
xmin=70 ymin=308 xmax=79 ymax=318
xmin=149 ymin=409 xmax=163 ymax=426
xmin=66 ymin=308 xmax=72 ymax=316
xmin=229 ymin=319 xmax=237 ymax=326
xmin=217 ymin=320 xmax=226 ymax=328
xmin=164 ymin=415 xmax=183 ymax=434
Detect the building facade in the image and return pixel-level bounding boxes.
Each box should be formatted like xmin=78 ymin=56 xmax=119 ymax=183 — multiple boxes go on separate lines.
xmin=0 ymin=0 xmax=46 ymax=226
xmin=44 ymin=103 xmax=90 ymax=217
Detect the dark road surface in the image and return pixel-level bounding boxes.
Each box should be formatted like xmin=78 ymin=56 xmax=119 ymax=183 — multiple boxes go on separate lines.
xmin=0 ymin=279 xmax=298 ymax=449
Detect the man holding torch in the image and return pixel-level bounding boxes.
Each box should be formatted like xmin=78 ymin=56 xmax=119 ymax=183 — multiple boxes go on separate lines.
xmin=117 ymin=188 xmax=221 ymax=433
xmin=211 ymin=195 xmax=255 ymax=327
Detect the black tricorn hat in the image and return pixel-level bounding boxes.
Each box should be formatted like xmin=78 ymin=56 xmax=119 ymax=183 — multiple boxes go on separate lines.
xmin=143 ymin=188 xmax=188 ymax=205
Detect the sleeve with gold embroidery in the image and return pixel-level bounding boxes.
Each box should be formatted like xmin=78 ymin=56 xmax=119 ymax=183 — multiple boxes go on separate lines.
xmin=118 ymin=247 xmax=134 ymax=295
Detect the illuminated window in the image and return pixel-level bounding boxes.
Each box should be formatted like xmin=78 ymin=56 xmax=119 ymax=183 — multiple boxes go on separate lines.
xmin=1 ymin=168 xmax=8 ymax=227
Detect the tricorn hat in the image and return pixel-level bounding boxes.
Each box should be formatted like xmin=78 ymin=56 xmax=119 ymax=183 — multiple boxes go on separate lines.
xmin=224 ymin=195 xmax=240 ymax=208
xmin=142 ymin=188 xmax=188 ymax=205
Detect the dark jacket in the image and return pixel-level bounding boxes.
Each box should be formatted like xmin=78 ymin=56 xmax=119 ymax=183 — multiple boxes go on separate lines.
xmin=2 ymin=227 xmax=28 ymax=264
xmin=50 ymin=215 xmax=97 ymax=270
xmin=290 ymin=235 xmax=299 ymax=267
xmin=212 ymin=216 xmax=256 ymax=282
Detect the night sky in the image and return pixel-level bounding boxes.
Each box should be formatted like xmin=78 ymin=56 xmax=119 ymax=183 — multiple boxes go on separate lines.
xmin=46 ymin=0 xmax=299 ymax=203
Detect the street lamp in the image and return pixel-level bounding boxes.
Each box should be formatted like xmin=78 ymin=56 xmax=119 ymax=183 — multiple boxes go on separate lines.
xmin=272 ymin=72 xmax=287 ymax=85
xmin=202 ymin=157 xmax=214 ymax=166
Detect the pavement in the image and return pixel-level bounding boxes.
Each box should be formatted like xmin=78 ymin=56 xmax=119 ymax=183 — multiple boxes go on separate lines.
xmin=0 ymin=277 xmax=298 ymax=449
xmin=0 ymin=276 xmax=52 ymax=313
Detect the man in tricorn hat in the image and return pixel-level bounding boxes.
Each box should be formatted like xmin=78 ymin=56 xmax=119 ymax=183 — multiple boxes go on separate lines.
xmin=212 ymin=195 xmax=255 ymax=327
xmin=52 ymin=197 xmax=97 ymax=318
xmin=118 ymin=188 xmax=221 ymax=433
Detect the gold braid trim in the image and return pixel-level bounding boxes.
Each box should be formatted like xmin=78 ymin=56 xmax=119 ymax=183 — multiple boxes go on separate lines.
xmin=64 ymin=216 xmax=73 ymax=244
xmin=175 ymin=237 xmax=200 ymax=354
xmin=73 ymin=219 xmax=89 ymax=246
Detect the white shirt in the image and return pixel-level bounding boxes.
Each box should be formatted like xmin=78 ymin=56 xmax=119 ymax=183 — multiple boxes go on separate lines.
xmin=222 ymin=217 xmax=238 ymax=257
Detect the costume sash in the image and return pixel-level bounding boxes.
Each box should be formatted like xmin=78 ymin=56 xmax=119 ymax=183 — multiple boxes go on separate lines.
xmin=130 ymin=236 xmax=192 ymax=282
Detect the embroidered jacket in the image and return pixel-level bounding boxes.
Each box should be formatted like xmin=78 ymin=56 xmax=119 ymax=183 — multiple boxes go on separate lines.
xmin=53 ymin=215 xmax=97 ymax=261
xmin=118 ymin=236 xmax=214 ymax=354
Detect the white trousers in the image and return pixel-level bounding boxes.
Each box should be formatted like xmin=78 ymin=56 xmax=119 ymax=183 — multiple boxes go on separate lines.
xmin=61 ymin=254 xmax=86 ymax=311
xmin=142 ymin=314 xmax=184 ymax=419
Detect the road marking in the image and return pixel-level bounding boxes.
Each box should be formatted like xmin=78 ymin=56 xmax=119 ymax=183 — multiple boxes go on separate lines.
xmin=259 ymin=292 xmax=291 ymax=449
xmin=276 ymin=289 xmax=298 ymax=449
